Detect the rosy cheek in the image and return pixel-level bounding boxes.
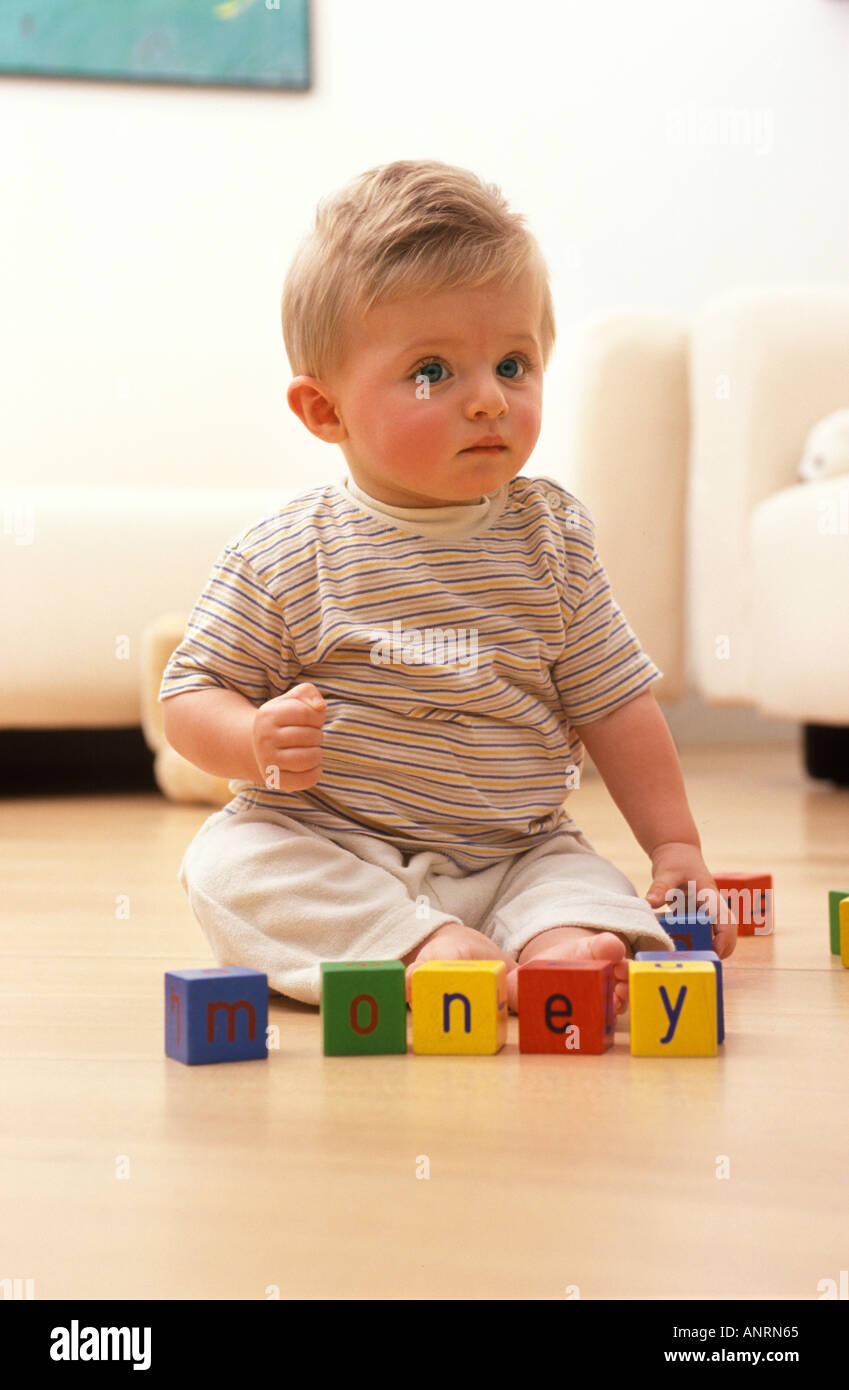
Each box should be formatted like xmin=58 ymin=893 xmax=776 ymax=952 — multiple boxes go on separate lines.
xmin=518 ymin=396 xmax=542 ymax=438
xmin=398 ymin=403 xmax=445 ymax=445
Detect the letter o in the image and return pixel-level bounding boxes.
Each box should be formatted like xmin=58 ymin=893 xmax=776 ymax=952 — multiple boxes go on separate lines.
xmin=350 ymin=993 xmax=378 ymax=1035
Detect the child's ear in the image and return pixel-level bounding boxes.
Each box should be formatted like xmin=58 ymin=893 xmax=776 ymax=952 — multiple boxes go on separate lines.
xmin=286 ymin=376 xmax=346 ymax=443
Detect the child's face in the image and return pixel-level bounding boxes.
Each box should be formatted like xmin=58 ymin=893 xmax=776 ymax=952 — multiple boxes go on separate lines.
xmin=290 ymin=268 xmax=544 ymax=508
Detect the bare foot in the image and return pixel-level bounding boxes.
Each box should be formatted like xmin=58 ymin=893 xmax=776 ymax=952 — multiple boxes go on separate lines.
xmin=401 ymin=921 xmax=518 ymax=1006
xmin=509 ymin=925 xmax=634 ymax=1016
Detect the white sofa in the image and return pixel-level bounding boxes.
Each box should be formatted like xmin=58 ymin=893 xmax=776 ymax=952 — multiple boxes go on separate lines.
xmin=0 ymin=312 xmax=691 ymax=728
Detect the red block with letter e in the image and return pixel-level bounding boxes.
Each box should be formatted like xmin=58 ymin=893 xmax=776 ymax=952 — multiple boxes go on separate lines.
xmin=164 ymin=967 xmax=268 ymax=1065
xmin=517 ymin=959 xmax=615 ymax=1053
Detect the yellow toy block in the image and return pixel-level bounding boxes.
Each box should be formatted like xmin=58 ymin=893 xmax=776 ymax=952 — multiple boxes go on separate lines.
xmin=629 ymin=960 xmax=718 ymax=1057
xmin=411 ymin=960 xmax=507 ymax=1055
xmin=840 ymin=898 xmax=849 ymax=969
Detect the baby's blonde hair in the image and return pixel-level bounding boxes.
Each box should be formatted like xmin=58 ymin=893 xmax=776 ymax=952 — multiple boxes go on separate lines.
xmin=280 ymin=159 xmax=556 ymax=383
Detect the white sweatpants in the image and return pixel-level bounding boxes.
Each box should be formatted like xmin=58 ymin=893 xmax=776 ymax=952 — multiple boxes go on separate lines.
xmin=176 ymin=802 xmax=677 ymax=1006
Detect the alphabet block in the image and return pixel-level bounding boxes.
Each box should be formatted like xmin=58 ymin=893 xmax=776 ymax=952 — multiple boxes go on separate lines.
xmin=629 ymin=960 xmax=717 ymax=1057
xmin=713 ymin=872 xmax=773 ymax=936
xmin=829 ymin=890 xmax=849 ymax=955
xmin=840 ymin=899 xmax=849 ymax=970
xmin=411 ymin=961 xmax=507 ymax=1055
xmin=165 ymin=967 xmax=268 ymax=1065
xmin=654 ymin=907 xmax=714 ymax=952
xmin=516 ymin=959 xmax=614 ymax=1053
xmin=320 ymin=961 xmax=407 ymax=1055
xmin=636 ymin=950 xmax=724 ymax=1043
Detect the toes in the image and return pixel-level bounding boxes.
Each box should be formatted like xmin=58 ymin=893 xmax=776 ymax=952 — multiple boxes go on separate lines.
xmin=404 ymin=961 xmax=420 ymax=1005
xmin=584 ymin=931 xmax=627 ymax=963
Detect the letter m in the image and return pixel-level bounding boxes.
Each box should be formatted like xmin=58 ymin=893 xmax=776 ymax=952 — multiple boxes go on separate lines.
xmin=207 ymin=999 xmax=256 ymax=1043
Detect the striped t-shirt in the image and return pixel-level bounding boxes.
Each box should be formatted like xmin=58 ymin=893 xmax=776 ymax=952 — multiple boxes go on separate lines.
xmin=158 ymin=472 xmax=662 ymax=869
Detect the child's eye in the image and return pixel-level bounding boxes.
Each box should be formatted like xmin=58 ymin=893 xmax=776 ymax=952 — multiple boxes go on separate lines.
xmin=409 ymin=353 xmax=534 ymax=385
xmin=498 ymin=354 xmax=533 ymax=379
xmin=412 ymin=359 xmax=448 ymax=385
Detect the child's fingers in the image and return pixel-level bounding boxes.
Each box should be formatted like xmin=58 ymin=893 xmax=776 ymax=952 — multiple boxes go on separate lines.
xmin=701 ymin=886 xmax=737 ymax=957
xmin=712 ymin=917 xmax=738 ymax=958
xmin=289 ymin=682 xmax=326 ymax=712
xmin=645 ymin=873 xmax=679 ymax=907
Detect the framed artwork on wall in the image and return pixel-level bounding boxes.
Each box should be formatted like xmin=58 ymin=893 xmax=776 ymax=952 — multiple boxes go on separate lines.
xmin=0 ymin=0 xmax=311 ymax=91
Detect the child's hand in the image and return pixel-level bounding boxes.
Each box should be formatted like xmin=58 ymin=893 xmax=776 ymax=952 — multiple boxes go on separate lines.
xmin=252 ymin=682 xmax=326 ymax=791
xmin=646 ymin=842 xmax=738 ymax=958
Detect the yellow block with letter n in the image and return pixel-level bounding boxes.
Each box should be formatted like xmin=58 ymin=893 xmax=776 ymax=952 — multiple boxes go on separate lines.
xmin=411 ymin=960 xmax=507 ymax=1055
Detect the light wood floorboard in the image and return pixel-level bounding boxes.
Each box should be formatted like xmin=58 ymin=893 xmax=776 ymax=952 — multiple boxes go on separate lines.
xmin=1 ymin=742 xmax=847 ymax=1300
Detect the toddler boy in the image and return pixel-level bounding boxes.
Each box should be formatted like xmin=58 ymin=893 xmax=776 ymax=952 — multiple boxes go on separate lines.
xmin=159 ymin=159 xmax=735 ymax=1017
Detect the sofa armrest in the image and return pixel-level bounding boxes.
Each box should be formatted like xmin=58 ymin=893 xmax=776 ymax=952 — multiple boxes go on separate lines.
xmin=0 ymin=483 xmax=316 ymax=727
xmin=688 ymin=284 xmax=849 ymax=704
xmin=568 ymin=310 xmax=690 ymax=702
xmin=750 ymin=476 xmax=849 ymax=723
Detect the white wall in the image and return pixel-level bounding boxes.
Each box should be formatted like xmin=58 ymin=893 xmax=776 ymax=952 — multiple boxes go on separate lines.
xmin=2 ymin=0 xmax=847 ymax=741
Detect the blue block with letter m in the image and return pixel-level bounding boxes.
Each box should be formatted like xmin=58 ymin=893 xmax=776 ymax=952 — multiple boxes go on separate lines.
xmin=165 ymin=967 xmax=268 ymax=1065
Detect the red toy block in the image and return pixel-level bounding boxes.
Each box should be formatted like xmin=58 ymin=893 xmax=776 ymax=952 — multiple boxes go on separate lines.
xmin=517 ymin=959 xmax=615 ymax=1054
xmin=712 ymin=872 xmax=773 ymax=936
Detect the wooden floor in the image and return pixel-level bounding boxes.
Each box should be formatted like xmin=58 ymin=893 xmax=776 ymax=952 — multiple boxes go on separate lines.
xmin=2 ymin=742 xmax=848 ymax=1301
